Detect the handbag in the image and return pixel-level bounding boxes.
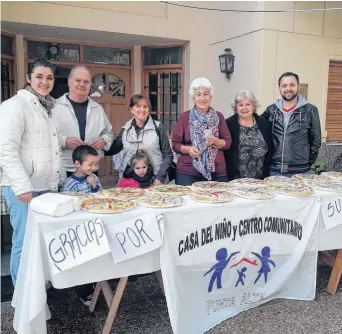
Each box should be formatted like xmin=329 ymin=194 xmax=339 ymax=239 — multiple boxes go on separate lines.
xmin=152 ymin=118 xmax=177 ymax=182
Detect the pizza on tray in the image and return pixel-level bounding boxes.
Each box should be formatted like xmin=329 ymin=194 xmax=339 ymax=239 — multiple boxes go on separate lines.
xmin=304 ymin=175 xmax=342 ymax=192
xmin=81 ymin=198 xmax=135 ymax=213
xmin=292 ymin=174 xmax=315 ymax=182
xmin=60 ymin=192 xmax=95 ymax=201
xmin=136 ymin=194 xmax=183 ymax=208
xmin=268 ymin=182 xmax=313 ymax=196
xmin=231 ymin=187 xmax=274 ymax=200
xmin=189 ymin=190 xmax=234 ymax=203
xmin=264 ymin=176 xmax=298 ymax=185
xmin=98 ymin=187 xmax=144 ymax=199
xmin=321 ymin=172 xmax=342 ymax=183
xmin=228 ymin=178 xmax=268 ymax=188
xmin=192 ymin=181 xmax=221 ymax=189
xmin=148 ymin=184 xmax=191 ymax=196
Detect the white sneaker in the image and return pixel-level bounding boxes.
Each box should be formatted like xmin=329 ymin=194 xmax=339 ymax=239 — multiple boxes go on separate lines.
xmin=80 ymin=295 xmax=92 ymax=306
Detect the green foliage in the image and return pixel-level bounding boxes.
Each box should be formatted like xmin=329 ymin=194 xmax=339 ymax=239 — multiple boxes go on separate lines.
xmin=310 ymin=157 xmax=326 ymax=175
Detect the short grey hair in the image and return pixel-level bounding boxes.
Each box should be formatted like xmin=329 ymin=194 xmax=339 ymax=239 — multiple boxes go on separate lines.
xmin=231 ymin=90 xmax=260 ymax=113
xmin=68 ymin=65 xmax=91 ymax=80
xmin=189 ymin=77 xmax=214 ymax=98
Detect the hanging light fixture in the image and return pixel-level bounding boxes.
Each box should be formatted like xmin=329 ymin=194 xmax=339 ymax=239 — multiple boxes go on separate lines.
xmin=219 ymin=48 xmax=235 ymax=79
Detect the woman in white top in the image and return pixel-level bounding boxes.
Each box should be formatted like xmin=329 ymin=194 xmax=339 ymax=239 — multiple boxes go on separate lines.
xmin=0 ymin=59 xmax=66 ymax=285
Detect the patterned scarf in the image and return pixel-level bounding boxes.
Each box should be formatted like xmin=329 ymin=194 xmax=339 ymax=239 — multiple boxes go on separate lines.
xmin=189 ymin=106 xmax=219 ymax=180
xmin=25 ymin=85 xmax=55 ymax=117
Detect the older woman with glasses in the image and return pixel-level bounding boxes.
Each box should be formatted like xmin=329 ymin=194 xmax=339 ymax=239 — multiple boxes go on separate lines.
xmin=172 ymin=77 xmax=232 ymax=186
xmin=225 ymin=90 xmax=272 ymax=180
xmin=105 ymin=94 xmax=173 ymax=185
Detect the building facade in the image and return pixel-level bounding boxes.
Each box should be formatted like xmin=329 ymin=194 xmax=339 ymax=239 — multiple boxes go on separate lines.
xmin=1 ymin=1 xmax=342 ymax=172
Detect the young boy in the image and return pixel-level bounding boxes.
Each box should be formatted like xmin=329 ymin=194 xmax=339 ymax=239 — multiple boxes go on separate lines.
xmin=62 ymin=145 xmax=102 ymax=193
xmin=61 ymin=144 xmax=102 ymax=306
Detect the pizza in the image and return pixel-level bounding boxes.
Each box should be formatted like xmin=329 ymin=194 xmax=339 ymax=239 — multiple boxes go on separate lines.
xmin=321 ymin=172 xmax=342 ymax=183
xmin=148 ymin=184 xmax=192 ymax=196
xmin=292 ymin=174 xmax=316 ymax=182
xmin=98 ymin=187 xmax=144 ymax=199
xmin=264 ymin=176 xmax=298 ymax=185
xmin=268 ymin=182 xmax=313 ymax=196
xmin=192 ymin=181 xmax=221 ymax=189
xmin=81 ymin=198 xmax=135 ymax=213
xmin=189 ymin=190 xmax=234 ymax=203
xmin=231 ymin=187 xmax=274 ymax=200
xmin=304 ymin=175 xmax=342 ymax=192
xmin=228 ymin=178 xmax=268 ymax=188
xmin=60 ymin=192 xmax=95 ymax=201
xmin=136 ymin=194 xmax=183 ymax=208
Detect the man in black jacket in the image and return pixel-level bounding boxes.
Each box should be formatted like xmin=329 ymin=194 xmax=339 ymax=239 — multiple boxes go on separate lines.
xmin=262 ymin=72 xmax=321 ymax=176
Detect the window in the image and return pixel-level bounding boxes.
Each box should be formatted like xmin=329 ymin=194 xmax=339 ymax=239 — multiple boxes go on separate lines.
xmin=90 ymin=73 xmax=125 ymax=98
xmin=144 ymin=47 xmax=183 ymax=66
xmin=27 ymin=41 xmax=80 ymax=62
xmin=84 ymin=46 xmax=130 ymax=65
xmin=1 ymin=61 xmax=15 ymax=102
xmin=326 ymin=61 xmax=342 ymax=142
xmin=1 ymin=35 xmax=13 ymax=56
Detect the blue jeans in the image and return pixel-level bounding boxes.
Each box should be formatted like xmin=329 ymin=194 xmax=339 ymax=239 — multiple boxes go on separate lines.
xmin=175 ymin=173 xmax=228 ymax=186
xmin=269 ymin=171 xmax=297 ymax=178
xmin=1 ymin=187 xmax=42 ymax=286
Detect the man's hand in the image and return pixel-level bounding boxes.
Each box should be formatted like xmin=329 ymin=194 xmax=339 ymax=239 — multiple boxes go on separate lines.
xmin=17 ymin=192 xmax=33 ymax=203
xmin=89 ymin=138 xmax=105 ymax=151
xmin=86 ymin=176 xmax=97 ymax=189
xmin=66 ymin=137 xmax=84 ymax=150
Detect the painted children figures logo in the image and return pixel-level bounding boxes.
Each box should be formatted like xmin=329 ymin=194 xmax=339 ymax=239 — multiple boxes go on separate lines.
xmin=204 ymin=246 xmax=276 ymax=293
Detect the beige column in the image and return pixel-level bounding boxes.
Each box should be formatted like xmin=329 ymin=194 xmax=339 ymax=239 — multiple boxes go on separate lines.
xmin=15 ymin=35 xmax=25 ymax=90
xmin=132 ymin=45 xmax=142 ymax=94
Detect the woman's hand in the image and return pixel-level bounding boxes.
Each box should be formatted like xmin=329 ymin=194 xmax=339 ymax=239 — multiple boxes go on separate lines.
xmin=207 ymin=135 xmax=225 ymax=149
xmin=207 ymin=135 xmax=218 ymax=147
xmin=17 ymin=192 xmax=33 ymax=203
xmin=189 ymin=146 xmax=200 ymax=159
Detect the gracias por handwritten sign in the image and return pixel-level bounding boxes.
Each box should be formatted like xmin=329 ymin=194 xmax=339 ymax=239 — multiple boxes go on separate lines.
xmin=105 ymin=212 xmax=163 ymax=263
xmin=44 ymin=217 xmax=110 ymax=274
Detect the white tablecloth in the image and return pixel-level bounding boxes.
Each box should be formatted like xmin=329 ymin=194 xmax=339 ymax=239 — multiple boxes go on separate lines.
xmin=11 ymin=192 xmax=342 ymax=334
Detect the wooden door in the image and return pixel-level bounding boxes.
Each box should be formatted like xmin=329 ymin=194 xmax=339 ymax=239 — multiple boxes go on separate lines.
xmin=88 ymin=66 xmax=131 ymax=183
xmin=326 ymin=61 xmax=342 ymax=142
xmin=143 ymin=69 xmax=183 ymax=136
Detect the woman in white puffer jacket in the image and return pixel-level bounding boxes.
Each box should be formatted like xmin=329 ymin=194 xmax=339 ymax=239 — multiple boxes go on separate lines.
xmin=0 ymin=59 xmax=66 ymax=285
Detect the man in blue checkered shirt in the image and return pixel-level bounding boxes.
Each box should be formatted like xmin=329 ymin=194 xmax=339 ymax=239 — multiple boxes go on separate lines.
xmin=62 ymin=145 xmax=103 ymax=193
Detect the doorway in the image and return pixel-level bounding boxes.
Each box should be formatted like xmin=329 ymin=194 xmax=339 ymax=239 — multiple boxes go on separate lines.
xmin=143 ymin=69 xmax=183 ymax=135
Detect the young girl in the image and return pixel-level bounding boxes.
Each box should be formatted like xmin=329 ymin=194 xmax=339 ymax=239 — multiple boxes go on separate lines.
xmin=117 ymin=150 xmax=155 ymax=188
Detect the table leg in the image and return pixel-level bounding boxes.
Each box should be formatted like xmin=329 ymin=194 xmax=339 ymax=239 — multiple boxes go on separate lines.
xmin=102 ymin=276 xmax=128 ymax=334
xmin=327 ymin=249 xmax=342 ymax=295
xmin=89 ymin=282 xmax=102 ymax=313
xmin=101 ymin=281 xmax=114 ymax=308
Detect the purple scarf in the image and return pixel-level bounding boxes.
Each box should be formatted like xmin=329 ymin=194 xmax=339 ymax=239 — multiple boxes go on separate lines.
xmin=189 ymin=106 xmax=219 ymax=180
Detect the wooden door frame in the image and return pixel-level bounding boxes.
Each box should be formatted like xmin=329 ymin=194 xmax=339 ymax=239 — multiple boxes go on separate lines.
xmin=143 ymin=68 xmax=183 ymax=123
xmin=23 ymin=36 xmax=135 ymax=98
xmin=1 ymin=31 xmax=17 ymax=97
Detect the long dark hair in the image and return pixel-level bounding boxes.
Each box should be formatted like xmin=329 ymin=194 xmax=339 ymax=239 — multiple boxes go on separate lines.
xmin=23 ymin=59 xmax=56 ymax=88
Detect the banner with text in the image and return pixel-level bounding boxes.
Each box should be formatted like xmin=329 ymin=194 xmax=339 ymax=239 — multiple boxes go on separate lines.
xmin=105 ymin=212 xmax=163 ymax=263
xmin=160 ymin=197 xmax=321 ymax=334
xmin=320 ymin=192 xmax=342 ymax=230
xmin=44 ymin=217 xmax=110 ymax=274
